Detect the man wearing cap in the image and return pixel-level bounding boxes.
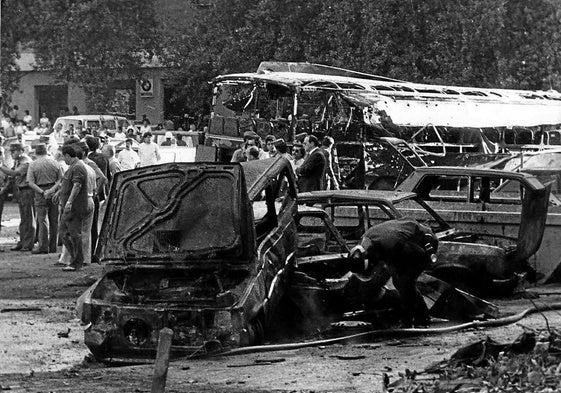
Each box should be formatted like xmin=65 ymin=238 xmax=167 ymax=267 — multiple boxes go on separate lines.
xmin=27 ymin=143 xmax=63 ymax=254
xmin=160 ymin=131 xmax=174 ymax=146
xmin=138 ymin=132 xmax=161 ymax=167
xmin=347 ymin=217 xmax=438 ymax=328
xmin=117 ymin=138 xmax=140 ymax=170
xmin=0 ymin=143 xmax=35 ymax=251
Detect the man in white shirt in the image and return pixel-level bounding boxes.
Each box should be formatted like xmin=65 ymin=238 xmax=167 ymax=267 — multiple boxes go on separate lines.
xmin=113 ymin=126 xmax=126 ymax=139
xmin=138 ymin=132 xmax=161 ymax=167
xmin=139 ymin=119 xmax=151 ymax=135
xmin=23 ymin=110 xmax=33 ymax=126
xmin=117 ymin=138 xmax=140 ymax=170
xmin=39 ymin=113 xmax=50 ymax=128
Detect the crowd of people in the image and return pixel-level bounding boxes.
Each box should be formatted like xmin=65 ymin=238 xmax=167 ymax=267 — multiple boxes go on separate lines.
xmin=0 ymin=103 xmax=344 ymax=270
xmin=0 ymin=106 xmax=187 ymax=271
xmin=230 ymin=131 xmax=341 ymax=192
xmin=0 ymin=136 xmax=121 ymax=271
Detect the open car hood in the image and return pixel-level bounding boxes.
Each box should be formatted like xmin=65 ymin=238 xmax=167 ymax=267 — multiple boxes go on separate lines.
xmin=96 ymin=163 xmax=254 ymax=264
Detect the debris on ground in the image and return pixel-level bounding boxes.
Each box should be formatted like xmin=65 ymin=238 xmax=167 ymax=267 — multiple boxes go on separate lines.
xmin=0 ymin=307 xmax=42 ymax=313
xmin=57 ymin=328 xmax=71 ymax=338
xmin=384 ymin=330 xmax=561 ymax=392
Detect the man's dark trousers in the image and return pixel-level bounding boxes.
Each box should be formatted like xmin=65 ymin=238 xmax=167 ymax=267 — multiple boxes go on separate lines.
xmin=16 ymin=188 xmax=35 ymax=249
xmin=34 ymin=190 xmax=59 ymax=253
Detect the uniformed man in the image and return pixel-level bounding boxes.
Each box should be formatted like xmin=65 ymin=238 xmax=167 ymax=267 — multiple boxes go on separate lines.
xmin=0 ymin=143 xmax=35 ymax=251
xmin=27 ymin=143 xmax=63 ymax=254
xmin=348 ymin=217 xmax=438 ymax=328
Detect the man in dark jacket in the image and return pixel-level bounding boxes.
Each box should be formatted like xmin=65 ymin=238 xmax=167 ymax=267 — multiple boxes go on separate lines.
xmin=348 ymin=217 xmax=438 ymax=327
xmin=320 ymin=136 xmax=340 ymax=190
xmin=296 ymin=135 xmax=326 ymax=192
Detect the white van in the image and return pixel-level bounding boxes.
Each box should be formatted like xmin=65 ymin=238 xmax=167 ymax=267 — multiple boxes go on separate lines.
xmin=53 ymin=115 xmax=133 ymax=134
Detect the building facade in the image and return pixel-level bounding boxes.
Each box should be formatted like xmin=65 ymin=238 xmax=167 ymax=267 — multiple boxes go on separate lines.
xmin=9 ymin=51 xmax=165 ymax=126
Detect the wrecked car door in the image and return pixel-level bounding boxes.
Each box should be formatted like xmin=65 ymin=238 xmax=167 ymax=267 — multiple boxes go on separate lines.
xmin=240 ymin=158 xmax=299 ymax=335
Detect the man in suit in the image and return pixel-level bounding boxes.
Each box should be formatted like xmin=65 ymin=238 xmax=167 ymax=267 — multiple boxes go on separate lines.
xmin=296 ymin=135 xmax=326 ymax=192
xmin=320 ymin=136 xmax=340 ymax=190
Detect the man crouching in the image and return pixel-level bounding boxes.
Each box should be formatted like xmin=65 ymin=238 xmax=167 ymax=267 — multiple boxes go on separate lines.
xmin=348 ymin=217 xmax=438 ymax=328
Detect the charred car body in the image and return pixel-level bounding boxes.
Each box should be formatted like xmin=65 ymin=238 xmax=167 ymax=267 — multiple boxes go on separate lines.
xmin=296 ymin=184 xmax=550 ymax=297
xmin=78 ymin=158 xmax=298 ymax=363
xmin=291 ymin=197 xmax=499 ymax=329
xmin=397 ymin=167 xmax=552 ymax=289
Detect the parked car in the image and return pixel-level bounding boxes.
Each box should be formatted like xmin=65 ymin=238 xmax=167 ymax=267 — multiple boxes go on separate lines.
xmin=77 ymin=157 xmax=298 ymax=363
xmin=296 ymin=187 xmax=550 ymax=296
xmin=53 ymin=114 xmax=133 ymax=134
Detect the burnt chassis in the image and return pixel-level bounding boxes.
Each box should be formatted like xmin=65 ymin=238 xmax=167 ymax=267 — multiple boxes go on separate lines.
xmin=290 ymin=206 xmax=400 ymax=328
xmin=336 ymin=137 xmax=428 ymax=190
xmin=397 ymin=167 xmax=551 ymax=292
xmin=78 ymin=158 xmax=299 ymax=363
xmin=289 ymin=192 xmax=501 ymax=327
xmin=295 ymin=188 xmax=549 ymax=297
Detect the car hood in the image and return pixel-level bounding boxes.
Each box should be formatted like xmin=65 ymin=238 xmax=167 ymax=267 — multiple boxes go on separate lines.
xmin=96 ymin=163 xmax=255 ymax=264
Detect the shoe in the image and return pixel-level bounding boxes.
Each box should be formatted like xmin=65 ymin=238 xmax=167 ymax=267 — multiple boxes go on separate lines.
xmin=10 ymin=245 xmax=22 ymax=251
xmin=19 ymin=247 xmax=32 ymax=252
xmin=62 ymin=266 xmax=76 ymax=271
xmin=31 ymin=249 xmax=48 ymax=254
xmin=53 ymin=262 xmax=67 ymax=266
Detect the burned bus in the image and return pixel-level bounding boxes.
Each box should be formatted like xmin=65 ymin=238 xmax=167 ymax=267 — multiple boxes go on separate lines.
xmin=207 ymin=61 xmax=561 ymax=188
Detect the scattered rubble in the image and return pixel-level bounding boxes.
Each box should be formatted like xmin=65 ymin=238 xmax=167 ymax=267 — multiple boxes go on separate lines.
xmin=385 ymin=330 xmax=561 ymax=392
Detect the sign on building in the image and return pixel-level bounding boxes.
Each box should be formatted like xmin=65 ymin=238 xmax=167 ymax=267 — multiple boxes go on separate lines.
xmin=139 ymin=78 xmax=154 ymax=98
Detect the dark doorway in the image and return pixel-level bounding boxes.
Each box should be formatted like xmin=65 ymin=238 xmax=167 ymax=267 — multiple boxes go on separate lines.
xmin=36 ymin=85 xmax=68 ymax=124
xmin=164 ymin=86 xmax=187 ymax=129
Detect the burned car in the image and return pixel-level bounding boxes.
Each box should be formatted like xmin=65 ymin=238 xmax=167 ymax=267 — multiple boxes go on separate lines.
xmin=295 ymin=188 xmax=550 ymax=296
xmin=397 ymin=167 xmax=552 ymax=288
xmin=77 ymin=157 xmax=298 ymax=363
xmin=290 ymin=191 xmax=499 ymax=328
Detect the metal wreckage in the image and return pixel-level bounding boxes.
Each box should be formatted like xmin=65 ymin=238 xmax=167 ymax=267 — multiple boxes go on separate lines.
xmin=78 ymin=158 xmax=550 ymax=363
xmin=78 ymin=62 xmax=561 ymax=362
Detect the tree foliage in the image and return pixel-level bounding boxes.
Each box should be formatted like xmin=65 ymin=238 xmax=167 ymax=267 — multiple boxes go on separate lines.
xmin=3 ymin=0 xmax=161 ymax=112
xmin=161 ymin=0 xmax=561 ymax=116
xmin=4 ymin=0 xmax=561 ymax=118
xmin=0 ymin=0 xmax=40 ymax=107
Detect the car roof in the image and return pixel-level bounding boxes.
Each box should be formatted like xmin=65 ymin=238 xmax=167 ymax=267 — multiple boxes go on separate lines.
xmin=399 ymin=166 xmax=546 ymax=191
xmin=297 ymin=189 xmax=417 ymax=204
xmin=55 ymin=115 xmax=129 ymax=121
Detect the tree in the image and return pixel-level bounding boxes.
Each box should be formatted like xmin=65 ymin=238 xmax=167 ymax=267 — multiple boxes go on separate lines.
xmin=0 ymin=0 xmax=40 ymax=109
xmin=498 ymin=0 xmax=561 ymax=90
xmin=31 ymin=0 xmax=161 ymax=112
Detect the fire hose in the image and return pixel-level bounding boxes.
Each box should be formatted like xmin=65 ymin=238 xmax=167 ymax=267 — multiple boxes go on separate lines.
xmin=213 ymin=302 xmax=561 ymax=357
